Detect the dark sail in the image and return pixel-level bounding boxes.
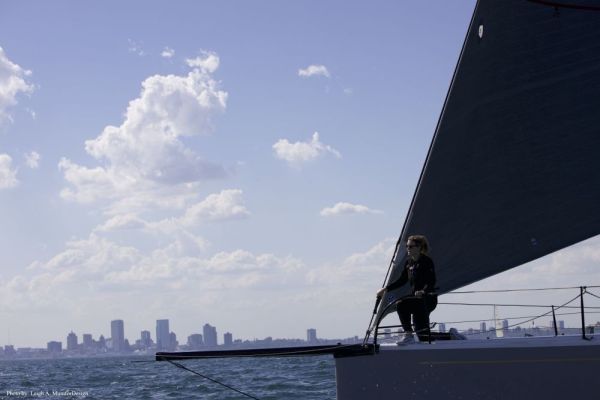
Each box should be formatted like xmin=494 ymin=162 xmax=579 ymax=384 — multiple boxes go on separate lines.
xmin=381 ymin=0 xmax=600 ymax=307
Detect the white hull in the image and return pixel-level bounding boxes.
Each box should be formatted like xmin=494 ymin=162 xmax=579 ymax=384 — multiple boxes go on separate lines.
xmin=335 ymin=336 xmax=600 ymax=399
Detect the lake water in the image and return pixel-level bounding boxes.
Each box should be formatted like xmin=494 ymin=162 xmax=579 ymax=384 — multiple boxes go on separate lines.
xmin=0 ymin=355 xmax=336 ymax=399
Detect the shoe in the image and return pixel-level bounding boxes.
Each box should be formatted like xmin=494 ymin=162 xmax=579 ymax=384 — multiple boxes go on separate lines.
xmin=396 ymin=332 xmax=415 ymax=345
xmin=448 ymin=328 xmax=466 ymax=340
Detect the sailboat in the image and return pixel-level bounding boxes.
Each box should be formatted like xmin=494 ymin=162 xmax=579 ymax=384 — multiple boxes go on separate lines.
xmin=336 ymin=0 xmax=600 ymax=398
xmin=158 ymin=0 xmax=600 ymax=397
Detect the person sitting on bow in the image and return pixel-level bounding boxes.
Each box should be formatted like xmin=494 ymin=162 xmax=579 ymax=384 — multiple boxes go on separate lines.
xmin=377 ymin=234 xmax=437 ymax=344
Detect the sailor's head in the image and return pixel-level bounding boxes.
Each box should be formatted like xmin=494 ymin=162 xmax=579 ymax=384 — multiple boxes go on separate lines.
xmin=406 ymin=235 xmax=429 ymax=259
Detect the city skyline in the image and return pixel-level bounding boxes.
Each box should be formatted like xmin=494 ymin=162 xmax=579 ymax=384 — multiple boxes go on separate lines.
xmin=2 ymin=1 xmax=600 ymax=348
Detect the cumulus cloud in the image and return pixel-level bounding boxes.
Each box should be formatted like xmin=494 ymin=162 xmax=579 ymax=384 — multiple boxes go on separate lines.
xmin=0 ymin=154 xmax=18 ymax=189
xmin=298 ymin=64 xmax=330 ymax=78
xmin=320 ymin=202 xmax=383 ymax=217
xmin=161 ymin=47 xmax=175 ymax=58
xmin=185 ymin=51 xmax=220 ymax=73
xmin=272 ymin=132 xmax=341 ymax=165
xmin=9 ymin=234 xmax=304 ymax=305
xmin=24 ymin=151 xmax=40 ymax=169
xmin=95 ymin=214 xmax=148 ymax=232
xmin=146 ymin=189 xmax=250 ymax=234
xmin=0 ymin=47 xmax=34 ymax=125
xmin=306 ymin=238 xmax=394 ymax=290
xmin=59 ymin=51 xmax=228 ymax=212
xmin=179 ymin=189 xmax=250 ymax=225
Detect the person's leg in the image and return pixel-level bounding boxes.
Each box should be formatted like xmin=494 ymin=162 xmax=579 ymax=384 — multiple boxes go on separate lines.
xmin=413 ymin=298 xmax=430 ymax=341
xmin=396 ymin=300 xmax=413 ymax=333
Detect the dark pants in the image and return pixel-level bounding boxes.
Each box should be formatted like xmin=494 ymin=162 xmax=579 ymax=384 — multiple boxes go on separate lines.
xmin=396 ymin=295 xmax=438 ymax=341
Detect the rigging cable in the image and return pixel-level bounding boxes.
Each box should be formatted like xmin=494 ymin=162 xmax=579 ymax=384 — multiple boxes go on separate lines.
xmin=527 ymin=0 xmax=600 ymax=11
xmin=446 ymin=285 xmax=600 ymax=294
xmin=584 ymin=289 xmax=600 ymax=300
xmin=165 ymin=359 xmax=262 ymax=400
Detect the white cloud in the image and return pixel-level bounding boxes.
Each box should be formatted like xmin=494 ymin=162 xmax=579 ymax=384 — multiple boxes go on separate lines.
xmin=307 ymin=238 xmax=394 ymax=286
xmin=95 ymin=214 xmax=148 ymax=232
xmin=0 ymin=47 xmax=34 ymax=125
xmin=320 ymin=202 xmax=383 ymax=217
xmin=24 ymin=151 xmax=40 ymax=169
xmin=179 ymin=189 xmax=250 ymax=225
xmin=298 ymin=64 xmax=330 ymax=78
xmin=273 ymin=132 xmax=341 ymax=165
xmin=0 ymin=154 xmax=18 ymax=189
xmin=127 ymin=39 xmax=145 ymax=56
xmin=161 ymin=47 xmax=175 ymax=58
xmin=185 ymin=51 xmax=220 ymax=73
xmin=59 ymin=51 xmax=228 ymax=213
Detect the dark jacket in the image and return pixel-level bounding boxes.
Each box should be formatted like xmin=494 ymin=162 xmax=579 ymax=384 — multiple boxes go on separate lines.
xmin=385 ymin=254 xmax=436 ymax=295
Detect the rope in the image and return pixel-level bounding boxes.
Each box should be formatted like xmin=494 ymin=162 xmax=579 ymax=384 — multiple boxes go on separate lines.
xmin=585 ymin=290 xmax=600 ymax=300
xmin=166 ymin=359 xmax=261 ymax=400
xmin=438 ymin=302 xmax=600 ymax=309
xmin=447 ymin=285 xmax=600 ymax=294
xmin=527 ymin=0 xmax=600 ymax=11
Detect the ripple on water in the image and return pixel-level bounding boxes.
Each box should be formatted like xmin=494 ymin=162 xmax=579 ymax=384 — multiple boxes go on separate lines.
xmin=0 ymin=355 xmax=336 ymax=400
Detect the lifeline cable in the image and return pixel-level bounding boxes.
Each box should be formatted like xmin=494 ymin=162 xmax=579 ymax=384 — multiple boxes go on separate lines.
xmin=446 ymin=285 xmax=600 ymax=294
xmin=166 ymin=359 xmax=261 ymax=400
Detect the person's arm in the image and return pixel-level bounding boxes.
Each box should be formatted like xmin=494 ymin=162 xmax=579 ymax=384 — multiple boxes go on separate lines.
xmin=376 ymin=266 xmax=408 ymax=297
xmin=421 ymin=258 xmax=436 ymax=293
xmin=385 ymin=266 xmax=408 ymax=291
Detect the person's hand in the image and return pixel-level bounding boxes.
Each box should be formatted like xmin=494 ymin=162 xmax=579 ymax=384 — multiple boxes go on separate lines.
xmin=414 ymin=290 xmax=424 ymax=298
xmin=376 ymin=288 xmax=386 ymax=298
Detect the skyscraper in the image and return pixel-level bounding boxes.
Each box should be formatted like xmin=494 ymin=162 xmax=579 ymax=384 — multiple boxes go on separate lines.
xmin=203 ymin=324 xmax=217 ymax=347
xmin=156 ymin=319 xmax=170 ymax=351
xmin=480 ymin=322 xmax=487 ymax=332
xmin=169 ymin=332 xmax=178 ymax=350
xmin=224 ymin=332 xmax=233 ymax=346
xmin=47 ymin=341 xmax=62 ymax=353
xmin=140 ymin=330 xmax=152 ymax=348
xmin=111 ymin=320 xmax=125 ymax=353
xmin=307 ymin=328 xmax=317 ymax=343
xmin=187 ymin=334 xmax=203 ymax=349
xmin=67 ymin=331 xmax=78 ymax=351
xmin=82 ymin=334 xmax=93 ymax=349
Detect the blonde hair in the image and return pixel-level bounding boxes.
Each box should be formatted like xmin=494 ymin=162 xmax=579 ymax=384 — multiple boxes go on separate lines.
xmin=407 ymin=235 xmax=430 ymax=255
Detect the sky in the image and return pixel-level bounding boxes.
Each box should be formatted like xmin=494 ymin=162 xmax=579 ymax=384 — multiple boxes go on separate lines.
xmin=1 ymin=0 xmax=600 ymax=348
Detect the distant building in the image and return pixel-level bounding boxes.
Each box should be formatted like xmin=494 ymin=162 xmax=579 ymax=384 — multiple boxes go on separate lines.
xmin=156 ymin=319 xmax=170 ymax=351
xmin=383 ymin=328 xmax=391 ymax=339
xmin=67 ymin=331 xmax=78 ymax=351
xmin=438 ymin=323 xmax=446 ymax=333
xmin=97 ymin=335 xmax=106 ymax=350
xmin=47 ymin=341 xmax=62 ymax=353
xmin=224 ymin=332 xmax=233 ymax=346
xmin=187 ymin=334 xmax=203 ymax=349
xmin=203 ymin=324 xmax=218 ymax=347
xmin=559 ymin=320 xmax=565 ymax=330
xmin=480 ymin=322 xmax=487 ymax=332
xmin=307 ymin=328 xmax=317 ymax=343
xmin=4 ymin=345 xmax=16 ymax=357
xmin=111 ymin=320 xmax=125 ymax=353
xmin=140 ymin=330 xmax=152 ymax=348
xmin=82 ymin=334 xmax=93 ymax=349
xmin=169 ymin=332 xmax=178 ymax=350
xmin=502 ymin=320 xmax=509 ymax=332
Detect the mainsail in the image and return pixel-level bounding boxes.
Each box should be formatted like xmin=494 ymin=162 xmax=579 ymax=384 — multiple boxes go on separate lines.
xmin=380 ymin=0 xmax=600 ymax=311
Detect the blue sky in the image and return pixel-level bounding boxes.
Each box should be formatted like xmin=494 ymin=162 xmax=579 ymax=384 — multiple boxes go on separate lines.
xmin=1 ymin=1 xmax=599 ymax=348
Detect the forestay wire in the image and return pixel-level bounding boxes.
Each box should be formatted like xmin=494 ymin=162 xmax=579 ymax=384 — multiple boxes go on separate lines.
xmin=165 ymin=359 xmax=262 ymax=400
